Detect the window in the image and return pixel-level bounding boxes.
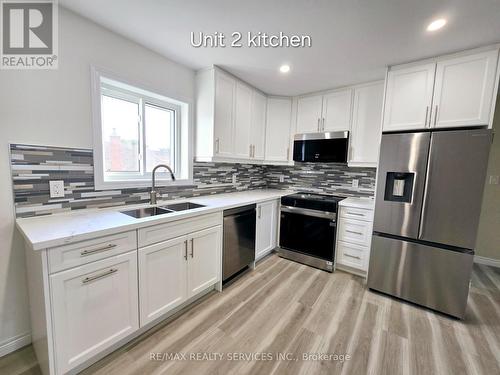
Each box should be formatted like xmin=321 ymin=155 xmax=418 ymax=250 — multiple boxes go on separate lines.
xmin=92 ymin=69 xmax=191 ymax=189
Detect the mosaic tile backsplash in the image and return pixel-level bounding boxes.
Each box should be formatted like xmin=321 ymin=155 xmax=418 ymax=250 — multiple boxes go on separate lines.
xmin=266 ymin=163 xmax=376 ymax=197
xmin=10 ymin=144 xmax=376 ymax=218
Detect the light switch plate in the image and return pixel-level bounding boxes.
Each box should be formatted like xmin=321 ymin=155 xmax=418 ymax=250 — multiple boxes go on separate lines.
xmin=49 ymin=180 xmax=65 ymax=198
xmin=279 ymin=175 xmax=285 ymax=183
xmin=352 ymin=179 xmax=359 ymax=188
xmin=489 ymin=175 xmax=499 ymax=185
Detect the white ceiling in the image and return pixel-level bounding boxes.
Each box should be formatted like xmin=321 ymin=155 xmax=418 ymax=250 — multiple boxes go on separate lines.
xmin=60 ymin=0 xmax=500 ymax=96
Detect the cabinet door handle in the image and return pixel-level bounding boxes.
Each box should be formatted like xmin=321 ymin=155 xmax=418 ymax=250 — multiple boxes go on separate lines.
xmin=82 ymin=268 xmax=118 ymax=284
xmin=190 ymin=238 xmax=194 ymax=258
xmin=215 ymin=138 xmax=220 ymax=153
xmin=347 ymin=212 xmax=364 ymax=217
xmin=346 ymin=229 xmax=363 ymax=235
xmin=80 ymin=244 xmax=117 ymax=257
xmin=322 ymin=118 xmax=325 ymax=131
xmin=184 ymin=240 xmax=188 ymax=260
xmin=253 ymin=145 xmax=256 ymax=158
xmin=249 ymin=144 xmax=252 ymax=157
xmin=433 ymin=105 xmax=438 ymax=126
xmin=424 ymin=106 xmax=429 ymax=127
xmin=258 ymin=206 xmax=262 ymax=219
xmin=344 ymin=253 xmax=361 ymax=260
xmin=317 ymin=118 xmax=320 ymax=131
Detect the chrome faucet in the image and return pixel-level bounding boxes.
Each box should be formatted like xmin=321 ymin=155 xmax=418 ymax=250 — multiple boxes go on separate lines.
xmin=150 ymin=164 xmax=176 ymax=205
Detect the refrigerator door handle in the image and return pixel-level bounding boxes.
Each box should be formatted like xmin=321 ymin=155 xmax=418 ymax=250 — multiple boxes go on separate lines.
xmin=418 ymin=142 xmax=433 ymax=239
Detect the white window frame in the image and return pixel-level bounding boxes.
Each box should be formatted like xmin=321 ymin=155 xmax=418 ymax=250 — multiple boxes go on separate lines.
xmin=91 ymin=67 xmax=193 ymax=190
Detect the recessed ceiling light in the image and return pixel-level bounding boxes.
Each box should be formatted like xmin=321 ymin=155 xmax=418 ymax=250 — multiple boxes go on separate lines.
xmin=427 ymin=18 xmax=447 ymax=32
xmin=279 ymin=64 xmax=290 ymax=73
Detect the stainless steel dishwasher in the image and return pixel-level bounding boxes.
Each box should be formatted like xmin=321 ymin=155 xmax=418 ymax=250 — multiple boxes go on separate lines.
xmin=223 ymin=205 xmax=256 ymax=282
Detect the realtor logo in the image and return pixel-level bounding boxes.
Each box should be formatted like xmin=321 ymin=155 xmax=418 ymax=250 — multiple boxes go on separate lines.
xmin=1 ymin=0 xmax=58 ymax=69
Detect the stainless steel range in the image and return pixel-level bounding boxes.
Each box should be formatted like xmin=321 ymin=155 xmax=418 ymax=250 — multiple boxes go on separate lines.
xmin=278 ymin=193 xmax=345 ymax=272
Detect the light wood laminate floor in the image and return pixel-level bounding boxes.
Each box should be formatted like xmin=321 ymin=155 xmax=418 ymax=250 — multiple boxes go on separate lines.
xmin=3 ymin=255 xmax=500 ymax=375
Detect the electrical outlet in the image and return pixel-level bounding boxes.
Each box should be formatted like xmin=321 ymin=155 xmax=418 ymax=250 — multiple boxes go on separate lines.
xmin=232 ymin=174 xmax=237 ymax=184
xmin=279 ymin=175 xmax=285 ymax=183
xmin=49 ymin=180 xmax=65 ymax=198
xmin=489 ymin=175 xmax=499 ymax=185
xmin=352 ymin=179 xmax=359 ymax=188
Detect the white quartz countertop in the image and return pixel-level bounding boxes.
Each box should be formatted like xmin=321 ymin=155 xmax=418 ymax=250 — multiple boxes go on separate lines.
xmin=16 ymin=189 xmax=291 ymax=251
xmin=338 ymin=196 xmax=375 ymax=210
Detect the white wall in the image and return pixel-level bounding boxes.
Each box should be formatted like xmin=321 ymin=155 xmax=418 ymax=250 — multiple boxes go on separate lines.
xmin=476 ymin=92 xmax=500 ymax=262
xmin=0 ymin=7 xmax=195 ymax=354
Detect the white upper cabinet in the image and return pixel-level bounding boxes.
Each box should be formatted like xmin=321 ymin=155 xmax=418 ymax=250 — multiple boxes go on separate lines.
xmin=296 ymin=89 xmax=353 ymax=133
xmin=382 ymin=48 xmax=499 ymax=132
xmin=196 ymin=67 xmax=271 ymax=163
xmin=432 ymin=49 xmax=499 ymax=128
xmin=382 ymin=63 xmax=436 ymax=131
xmin=349 ymin=82 xmax=384 ymax=167
xmin=233 ymin=82 xmax=253 ymax=158
xmin=265 ymin=97 xmax=293 ymax=163
xmin=296 ymin=95 xmax=323 ymax=133
xmin=214 ymin=70 xmax=236 ymax=157
xmin=322 ymin=89 xmax=353 ymax=132
xmin=250 ymin=90 xmax=267 ymax=160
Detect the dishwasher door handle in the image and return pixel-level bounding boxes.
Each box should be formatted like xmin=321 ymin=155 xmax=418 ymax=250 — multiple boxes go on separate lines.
xmin=224 ymin=211 xmax=255 ymax=221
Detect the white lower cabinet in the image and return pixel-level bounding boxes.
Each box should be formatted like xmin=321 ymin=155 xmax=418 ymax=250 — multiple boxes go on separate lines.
xmin=26 ymin=212 xmax=223 ymax=375
xmin=255 ymin=199 xmax=279 ymax=260
xmin=337 ymin=217 xmax=372 ymax=247
xmin=139 ymin=225 xmax=221 ymax=326
xmin=336 ymin=203 xmax=374 ymax=274
xmin=337 ymin=241 xmax=368 ymax=271
xmin=50 ymin=251 xmax=139 ymax=374
xmin=187 ymin=226 xmax=221 ymax=297
xmin=139 ymin=236 xmax=188 ymax=326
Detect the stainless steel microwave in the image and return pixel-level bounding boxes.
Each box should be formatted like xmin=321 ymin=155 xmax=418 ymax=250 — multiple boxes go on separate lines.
xmin=293 ymin=131 xmax=349 ymax=163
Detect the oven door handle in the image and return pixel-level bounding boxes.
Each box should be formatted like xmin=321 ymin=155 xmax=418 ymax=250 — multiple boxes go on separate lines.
xmin=281 ymin=206 xmax=336 ymax=220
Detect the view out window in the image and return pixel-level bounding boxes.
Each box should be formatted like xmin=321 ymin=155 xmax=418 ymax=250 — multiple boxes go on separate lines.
xmin=101 ymin=95 xmax=141 ymax=173
xmin=92 ymin=71 xmax=190 ymax=189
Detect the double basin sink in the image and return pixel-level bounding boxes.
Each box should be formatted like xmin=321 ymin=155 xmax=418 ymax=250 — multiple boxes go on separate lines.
xmin=121 ymin=202 xmax=205 ymax=219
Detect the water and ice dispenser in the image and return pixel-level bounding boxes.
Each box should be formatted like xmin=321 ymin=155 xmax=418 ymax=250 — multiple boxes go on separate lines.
xmin=384 ymin=172 xmax=414 ymax=203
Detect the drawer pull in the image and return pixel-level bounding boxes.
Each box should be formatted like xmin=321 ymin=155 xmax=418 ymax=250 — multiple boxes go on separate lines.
xmin=346 ymin=212 xmax=364 ymax=216
xmin=346 ymin=230 xmax=363 ymax=235
xmin=80 ymin=244 xmax=117 ymax=257
xmin=344 ymin=253 xmax=361 ymax=260
xmin=82 ymin=268 xmax=118 ymax=284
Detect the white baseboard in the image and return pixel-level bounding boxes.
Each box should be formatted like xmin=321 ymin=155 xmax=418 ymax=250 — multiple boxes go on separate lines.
xmin=0 ymin=332 xmax=31 ymax=357
xmin=474 ymin=255 xmax=500 ymax=268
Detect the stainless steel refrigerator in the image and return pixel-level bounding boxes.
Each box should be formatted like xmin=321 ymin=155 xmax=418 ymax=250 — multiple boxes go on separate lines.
xmin=367 ymin=128 xmax=492 ymax=318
